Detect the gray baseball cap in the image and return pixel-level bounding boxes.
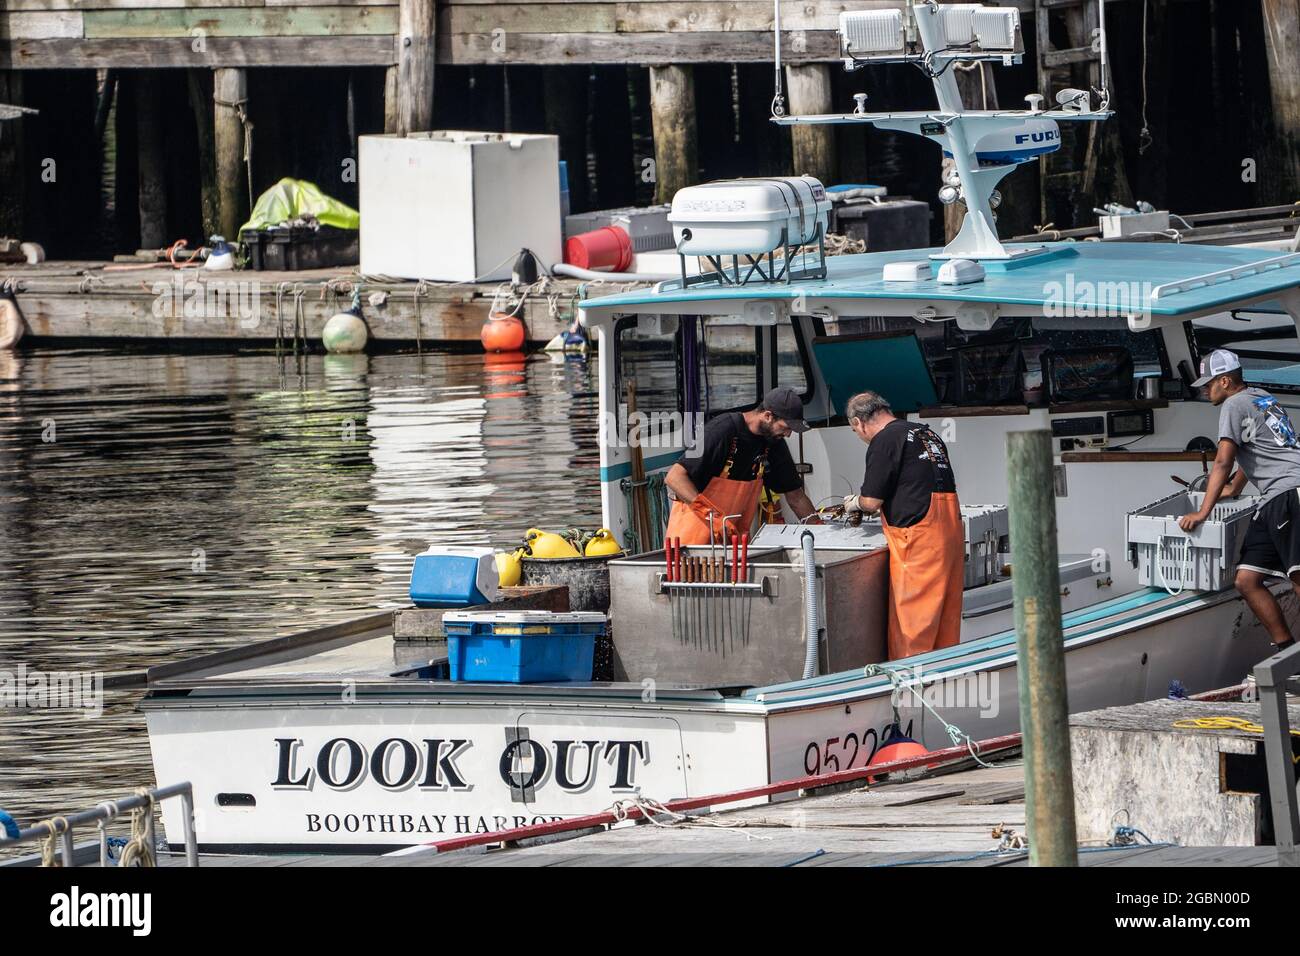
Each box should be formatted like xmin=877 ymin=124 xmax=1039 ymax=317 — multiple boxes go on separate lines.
xmin=1190 ymin=349 xmax=1242 ymax=388
xmin=761 ymin=386 xmax=810 ymax=432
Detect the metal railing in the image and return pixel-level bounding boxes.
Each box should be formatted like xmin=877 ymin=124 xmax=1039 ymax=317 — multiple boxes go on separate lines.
xmin=1254 ymin=645 xmax=1300 ymax=866
xmin=0 ymin=782 xmax=198 ymax=867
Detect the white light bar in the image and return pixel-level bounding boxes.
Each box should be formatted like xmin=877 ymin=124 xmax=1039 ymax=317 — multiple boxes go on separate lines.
xmin=839 ymin=9 xmax=905 ymax=57
xmin=940 ymin=4 xmax=1020 ymax=51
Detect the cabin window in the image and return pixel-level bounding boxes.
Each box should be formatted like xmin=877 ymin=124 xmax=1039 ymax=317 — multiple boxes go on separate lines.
xmin=1188 ymin=322 xmax=1300 ymax=394
xmin=828 ymin=315 xmax=1170 ymax=407
xmin=772 ymin=321 xmax=813 ymax=401
xmin=615 ymin=316 xmax=680 ymax=419
xmin=699 ymin=319 xmax=763 ymax=416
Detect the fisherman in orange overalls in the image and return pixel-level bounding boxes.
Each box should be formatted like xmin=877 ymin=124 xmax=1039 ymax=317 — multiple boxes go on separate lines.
xmin=841 ymin=390 xmax=964 ymax=660
xmin=664 ymin=387 xmax=819 ymax=545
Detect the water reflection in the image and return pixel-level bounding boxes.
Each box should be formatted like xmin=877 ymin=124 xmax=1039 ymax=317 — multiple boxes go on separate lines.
xmin=0 ymin=348 xmax=602 ymax=837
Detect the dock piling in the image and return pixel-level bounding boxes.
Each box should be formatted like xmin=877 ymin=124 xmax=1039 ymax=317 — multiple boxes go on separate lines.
xmin=649 ymin=64 xmax=698 ymax=205
xmin=396 ymin=0 xmax=437 ymax=135
xmin=785 ymin=65 xmax=836 ymax=185
xmin=1006 ymin=429 xmax=1078 ymax=866
xmin=213 ymin=67 xmax=250 ymax=241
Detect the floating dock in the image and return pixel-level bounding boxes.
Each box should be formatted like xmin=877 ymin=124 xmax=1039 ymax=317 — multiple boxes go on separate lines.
xmin=2 ymin=260 xmax=615 ymax=345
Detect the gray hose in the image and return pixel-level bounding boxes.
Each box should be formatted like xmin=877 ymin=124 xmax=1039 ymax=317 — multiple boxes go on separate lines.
xmin=550 ymin=263 xmax=676 ymax=283
xmin=801 ymin=529 xmax=820 ymax=679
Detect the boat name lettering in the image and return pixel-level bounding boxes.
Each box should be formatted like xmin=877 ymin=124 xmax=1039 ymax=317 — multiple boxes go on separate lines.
xmin=304 ymin=812 xmax=563 ymax=836
xmin=272 ymin=737 xmax=473 ymax=792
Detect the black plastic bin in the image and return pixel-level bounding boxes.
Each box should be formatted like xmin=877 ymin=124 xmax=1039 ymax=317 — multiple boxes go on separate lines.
xmin=239 ymin=225 xmax=359 ymax=271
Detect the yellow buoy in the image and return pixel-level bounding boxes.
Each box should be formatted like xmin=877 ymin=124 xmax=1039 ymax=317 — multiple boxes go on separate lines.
xmin=584 ymin=528 xmax=623 ymax=557
xmin=524 ymin=528 xmax=580 ymax=559
xmin=495 ymin=548 xmax=524 ymax=587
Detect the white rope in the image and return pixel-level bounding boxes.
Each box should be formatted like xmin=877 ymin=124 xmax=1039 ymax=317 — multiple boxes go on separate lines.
xmin=606 ymin=793 xmax=771 ymax=840
xmin=864 ymin=662 xmax=993 ymax=768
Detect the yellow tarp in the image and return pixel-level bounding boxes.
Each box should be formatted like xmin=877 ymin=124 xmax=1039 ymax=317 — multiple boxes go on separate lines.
xmin=239 ymin=178 xmax=359 ymax=233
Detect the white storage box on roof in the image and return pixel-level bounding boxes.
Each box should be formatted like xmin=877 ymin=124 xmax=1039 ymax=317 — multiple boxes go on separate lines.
xmin=669 ymin=176 xmax=831 ymax=256
xmin=359 ymin=131 xmax=561 ymax=282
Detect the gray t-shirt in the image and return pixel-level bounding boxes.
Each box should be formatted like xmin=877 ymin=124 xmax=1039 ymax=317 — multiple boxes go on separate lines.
xmin=1219 ymin=387 xmax=1300 ymax=502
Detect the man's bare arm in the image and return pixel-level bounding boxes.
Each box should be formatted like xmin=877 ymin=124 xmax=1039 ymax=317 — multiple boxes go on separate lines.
xmin=664 ymin=463 xmax=701 ymax=504
xmin=1178 ymin=439 xmax=1238 ymax=531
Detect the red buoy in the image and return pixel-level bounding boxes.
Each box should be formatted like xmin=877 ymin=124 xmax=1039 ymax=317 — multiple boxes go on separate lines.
xmin=480 ymin=312 xmax=526 ymax=352
xmin=866 ymin=727 xmax=929 ymax=783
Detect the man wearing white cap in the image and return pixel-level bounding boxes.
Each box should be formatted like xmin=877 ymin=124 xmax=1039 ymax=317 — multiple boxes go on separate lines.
xmin=1179 ymin=349 xmax=1300 ymax=651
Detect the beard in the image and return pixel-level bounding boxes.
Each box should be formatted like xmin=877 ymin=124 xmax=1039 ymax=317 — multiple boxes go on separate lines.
xmin=756 ymin=418 xmax=778 ymax=439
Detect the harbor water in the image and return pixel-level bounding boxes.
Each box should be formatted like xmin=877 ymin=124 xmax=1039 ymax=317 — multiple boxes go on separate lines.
xmin=0 ymin=347 xmax=606 ymax=843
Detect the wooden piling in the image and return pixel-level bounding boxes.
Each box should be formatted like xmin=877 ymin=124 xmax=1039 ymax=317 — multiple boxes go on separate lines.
xmin=0 ymin=71 xmax=23 ymax=239
xmin=383 ymin=66 xmax=400 ymax=134
xmin=1006 ymin=430 xmax=1078 ymax=867
xmin=186 ymin=70 xmax=219 ymax=241
xmin=136 ymin=72 xmax=168 ymax=249
xmin=649 ymin=64 xmax=698 ymax=204
xmin=785 ymin=64 xmax=836 ymax=184
xmin=1262 ymin=0 xmax=1300 ymax=203
xmin=395 ymin=0 xmax=437 ymax=135
xmin=213 ymin=67 xmax=248 ymax=241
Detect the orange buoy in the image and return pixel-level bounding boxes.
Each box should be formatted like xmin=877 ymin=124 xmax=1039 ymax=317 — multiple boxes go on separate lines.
xmin=481 ymin=312 xmax=526 ymax=352
xmin=866 ymin=726 xmax=929 ymax=783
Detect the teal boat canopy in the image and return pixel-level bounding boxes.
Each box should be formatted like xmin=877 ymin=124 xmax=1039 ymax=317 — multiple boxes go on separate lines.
xmin=580 ymin=243 xmax=1300 ymax=319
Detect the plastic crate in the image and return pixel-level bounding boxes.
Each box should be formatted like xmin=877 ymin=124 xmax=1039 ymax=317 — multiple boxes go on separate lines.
xmin=239 ymin=225 xmax=358 ymax=271
xmin=1126 ymin=491 xmax=1258 ymax=593
xmin=441 ymin=610 xmax=606 ymax=683
xmin=963 ymin=504 xmax=1009 ymax=590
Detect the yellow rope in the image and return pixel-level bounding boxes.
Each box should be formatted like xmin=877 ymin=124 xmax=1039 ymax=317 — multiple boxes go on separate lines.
xmin=1173 ymin=717 xmax=1300 ymax=762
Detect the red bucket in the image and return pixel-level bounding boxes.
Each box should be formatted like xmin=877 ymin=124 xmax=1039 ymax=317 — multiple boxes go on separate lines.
xmin=564 ymin=225 xmax=634 ymax=273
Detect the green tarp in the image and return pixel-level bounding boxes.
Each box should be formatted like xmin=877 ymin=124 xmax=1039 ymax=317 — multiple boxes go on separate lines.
xmin=239 ymin=178 xmax=359 ymax=234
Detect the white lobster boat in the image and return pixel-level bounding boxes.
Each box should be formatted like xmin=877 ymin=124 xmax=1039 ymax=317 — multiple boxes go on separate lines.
xmin=143 ymin=1 xmax=1300 ymax=851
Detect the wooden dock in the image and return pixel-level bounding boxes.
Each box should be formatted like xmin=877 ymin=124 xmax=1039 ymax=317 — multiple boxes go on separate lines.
xmin=136 ymin=756 xmax=1283 ymax=867
xmin=0 ymin=259 xmax=629 ymax=344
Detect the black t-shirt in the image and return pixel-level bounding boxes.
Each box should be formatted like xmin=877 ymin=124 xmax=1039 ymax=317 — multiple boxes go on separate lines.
xmin=860 ymin=420 xmax=957 ymax=527
xmin=682 ymin=412 xmax=802 ymax=494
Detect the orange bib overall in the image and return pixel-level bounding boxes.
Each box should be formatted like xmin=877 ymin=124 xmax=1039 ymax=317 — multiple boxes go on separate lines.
xmin=665 ymin=475 xmax=762 ymax=545
xmin=881 ymin=491 xmax=965 ymax=660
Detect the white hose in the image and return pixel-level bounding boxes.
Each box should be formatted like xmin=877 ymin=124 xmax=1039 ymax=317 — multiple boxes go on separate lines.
xmin=801 ymin=529 xmax=820 ymax=679
xmin=550 ymin=263 xmax=676 ymax=283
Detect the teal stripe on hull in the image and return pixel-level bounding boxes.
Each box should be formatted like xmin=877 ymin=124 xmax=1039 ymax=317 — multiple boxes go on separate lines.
xmin=600 ymin=450 xmax=682 ymax=482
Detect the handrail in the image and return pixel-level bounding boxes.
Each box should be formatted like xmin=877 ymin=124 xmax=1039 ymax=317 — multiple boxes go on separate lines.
xmin=0 ymin=782 xmax=198 ymax=867
xmin=1253 ymin=644 xmax=1300 ymax=865
xmin=1150 ymin=252 xmax=1300 ymax=300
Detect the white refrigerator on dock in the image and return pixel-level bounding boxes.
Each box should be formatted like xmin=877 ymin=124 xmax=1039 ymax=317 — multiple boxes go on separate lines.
xmin=358 ymin=131 xmax=562 ymax=283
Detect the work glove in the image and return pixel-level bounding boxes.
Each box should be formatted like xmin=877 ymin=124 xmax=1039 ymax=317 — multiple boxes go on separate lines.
xmin=691 ymin=494 xmax=740 ymax=539
xmin=843 ymin=493 xmax=864 ymax=514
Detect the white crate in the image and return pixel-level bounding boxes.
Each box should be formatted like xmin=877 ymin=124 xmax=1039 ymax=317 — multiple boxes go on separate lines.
xmin=963 ymin=504 xmax=1009 ymax=590
xmin=1126 ymin=491 xmax=1258 ymax=592
xmin=359 ymin=131 xmax=561 ymax=282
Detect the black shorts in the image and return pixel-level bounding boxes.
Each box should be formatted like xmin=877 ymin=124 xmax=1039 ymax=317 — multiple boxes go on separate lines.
xmin=1238 ymin=488 xmax=1300 ymax=579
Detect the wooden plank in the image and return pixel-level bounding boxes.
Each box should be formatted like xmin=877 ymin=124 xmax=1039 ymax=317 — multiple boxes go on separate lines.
xmin=83 ymin=5 xmax=397 ymax=38
xmin=0 ymin=11 xmax=84 ymax=38
xmin=441 ymin=29 xmax=841 ymax=64
xmin=443 ymin=4 xmax=617 ymax=34
xmin=2 ymin=35 xmax=398 ymax=67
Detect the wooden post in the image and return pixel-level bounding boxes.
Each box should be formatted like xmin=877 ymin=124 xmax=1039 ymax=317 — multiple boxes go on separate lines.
xmin=784 ymin=64 xmax=836 ymax=184
xmin=0 ymin=71 xmax=23 ymax=239
xmin=213 ymin=67 xmax=249 ymax=241
xmin=137 ymin=72 xmax=168 ymax=250
xmin=186 ymin=70 xmax=219 ymax=241
xmin=383 ymin=66 xmax=400 ymax=134
xmin=1006 ymin=430 xmax=1078 ymax=867
xmin=1262 ymin=0 xmax=1300 ymax=203
xmin=395 ymin=0 xmax=436 ymax=135
xmin=649 ymin=64 xmax=697 ymax=204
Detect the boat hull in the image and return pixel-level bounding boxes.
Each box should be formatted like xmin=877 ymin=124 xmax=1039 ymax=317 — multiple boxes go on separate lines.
xmin=144 ymin=587 xmax=1289 ymax=852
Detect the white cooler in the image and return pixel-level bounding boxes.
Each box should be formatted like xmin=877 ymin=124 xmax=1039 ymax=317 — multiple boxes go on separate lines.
xmin=359 ymin=131 xmax=562 ymax=282
xmin=668 ymin=176 xmax=831 ymax=257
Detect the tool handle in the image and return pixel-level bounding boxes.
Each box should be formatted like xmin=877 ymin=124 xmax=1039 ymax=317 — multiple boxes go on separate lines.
xmin=675 ymin=538 xmax=682 ymax=583
xmin=731 ymin=534 xmax=739 ymax=584
xmin=665 ymin=538 xmax=675 ymax=582
xmin=740 ymin=533 xmax=749 ymax=583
